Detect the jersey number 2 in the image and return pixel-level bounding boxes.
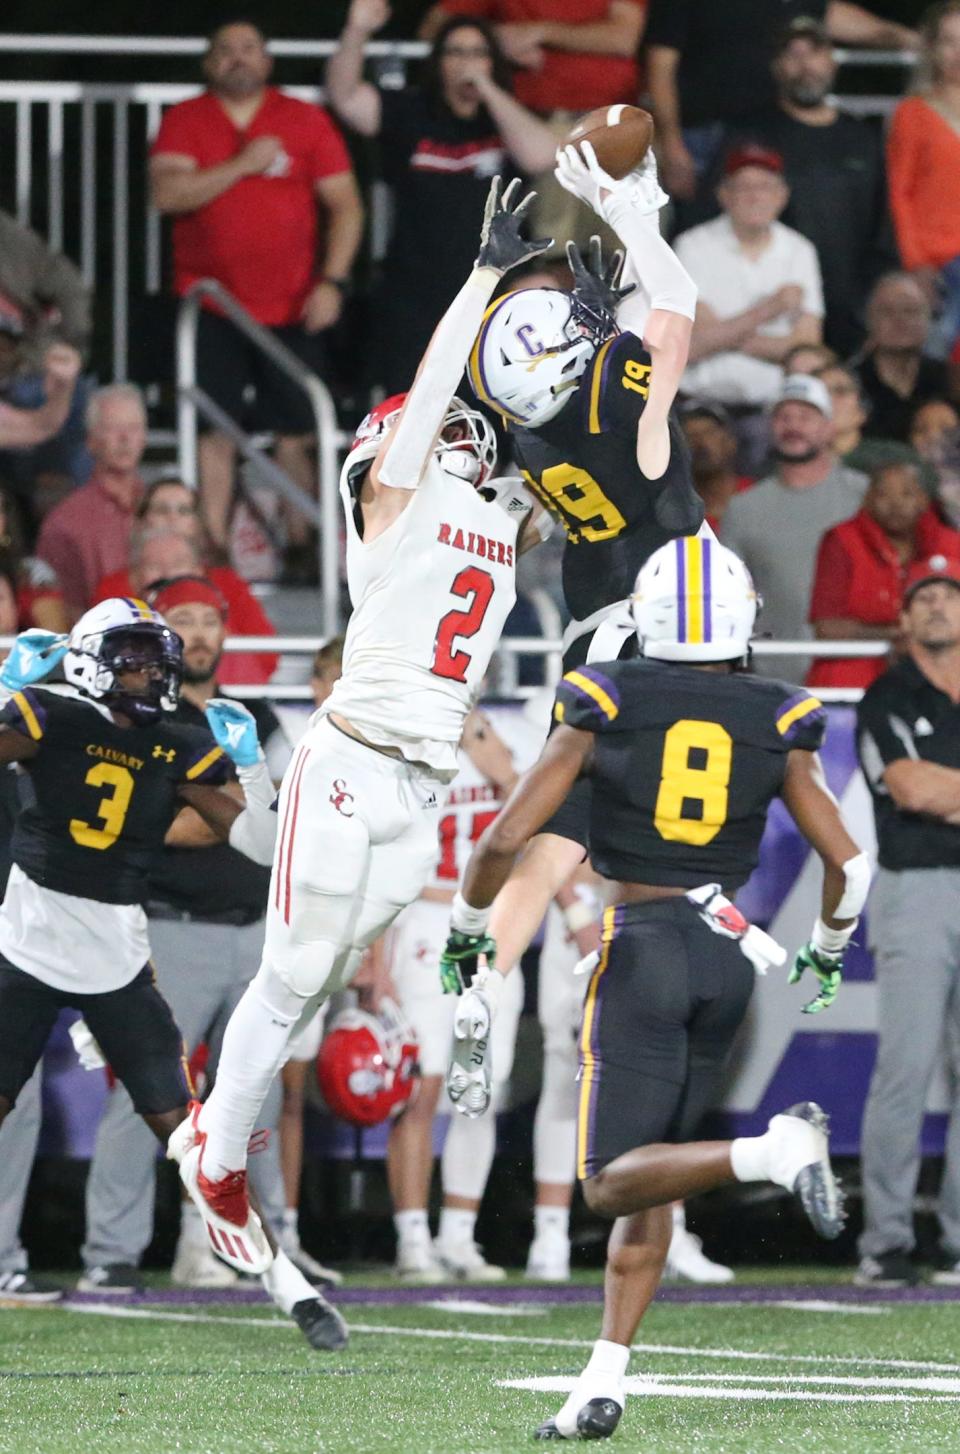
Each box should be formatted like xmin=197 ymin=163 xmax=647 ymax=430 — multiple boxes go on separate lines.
xmin=69 ymin=763 xmax=134 ymax=850
xmin=432 ymin=566 xmax=495 ymax=683
xmin=653 ymin=720 xmax=732 ymax=847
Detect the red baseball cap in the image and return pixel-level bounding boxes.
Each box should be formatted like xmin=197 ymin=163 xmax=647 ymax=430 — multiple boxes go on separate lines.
xmin=148 ymin=574 xmax=228 ymax=619
xmin=723 ymin=144 xmax=784 ymax=179
xmin=903 ymin=555 xmax=960 ymax=603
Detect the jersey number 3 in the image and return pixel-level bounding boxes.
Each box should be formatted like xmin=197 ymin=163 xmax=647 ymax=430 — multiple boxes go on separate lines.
xmin=432 ymin=566 xmax=495 ymax=683
xmin=653 ymin=720 xmax=732 ymax=846
xmin=69 ymin=763 xmax=134 ymax=850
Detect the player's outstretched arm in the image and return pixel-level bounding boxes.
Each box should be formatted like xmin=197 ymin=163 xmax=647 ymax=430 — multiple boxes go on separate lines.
xmin=781 ymin=748 xmax=871 ymax=1013
xmin=370 ymin=176 xmax=552 ymax=495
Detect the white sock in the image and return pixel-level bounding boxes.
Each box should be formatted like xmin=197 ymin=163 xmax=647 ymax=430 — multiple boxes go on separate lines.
xmin=281 ymin=1208 xmax=298 ymax=1235
xmin=394 ymin=1209 xmax=431 ymax=1246
xmin=671 ymin=1203 xmax=686 ymax=1232
xmin=199 ymin=968 xmax=303 ymax=1179
xmin=438 ymin=1208 xmax=476 ymax=1247
xmin=730 ymin=1132 xmax=772 ymax=1184
xmin=534 ymin=1205 xmax=570 ymax=1241
xmin=261 ymin=1247 xmax=316 ymax=1316
xmin=555 ymin=1339 xmax=629 ymax=1437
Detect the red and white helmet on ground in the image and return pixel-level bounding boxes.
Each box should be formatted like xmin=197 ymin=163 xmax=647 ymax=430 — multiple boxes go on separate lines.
xmin=317 ymin=999 xmax=419 ymax=1128
xmin=344 ymin=393 xmax=497 ymax=491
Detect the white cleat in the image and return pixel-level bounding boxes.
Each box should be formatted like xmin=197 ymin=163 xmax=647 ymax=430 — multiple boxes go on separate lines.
xmin=395 ymin=1241 xmax=445 ymax=1284
xmin=170 ymin=1104 xmax=273 ymax=1277
xmin=767 ymin=1101 xmax=845 ymax=1240
xmin=446 ymin=988 xmax=493 ymax=1118
xmin=435 ymin=1239 xmax=506 ymax=1283
xmin=171 ymin=1239 xmax=239 ymax=1289
xmin=664 ymin=1225 xmax=734 ymax=1285
xmin=525 ymin=1234 xmax=571 ymax=1283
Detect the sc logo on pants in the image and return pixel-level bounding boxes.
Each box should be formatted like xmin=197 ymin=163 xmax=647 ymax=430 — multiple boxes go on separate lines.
xmin=329 ymin=779 xmax=355 ymax=817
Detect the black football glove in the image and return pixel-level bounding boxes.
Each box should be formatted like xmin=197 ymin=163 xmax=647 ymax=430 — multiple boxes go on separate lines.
xmin=439 ymin=929 xmax=497 ymax=995
xmin=475 ymin=176 xmax=553 ymax=277
xmin=566 ymin=236 xmax=635 ymax=333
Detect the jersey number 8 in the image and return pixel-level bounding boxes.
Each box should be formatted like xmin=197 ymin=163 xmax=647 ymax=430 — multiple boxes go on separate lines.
xmin=653 ymin=719 xmax=732 ymax=847
xmin=69 ymin=763 xmax=134 ymax=850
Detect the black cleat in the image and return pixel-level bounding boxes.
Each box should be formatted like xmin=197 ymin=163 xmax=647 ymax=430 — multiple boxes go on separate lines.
xmin=291 ymin=1295 xmax=349 ymax=1351
xmin=534 ymin=1401 xmax=623 ymax=1441
xmin=783 ymin=1101 xmax=846 ymax=1241
xmin=577 ymin=1400 xmax=623 ymax=1439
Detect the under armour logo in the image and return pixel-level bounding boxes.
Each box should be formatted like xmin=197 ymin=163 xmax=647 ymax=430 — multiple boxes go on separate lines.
xmin=153 ymin=745 xmax=176 ymax=762
xmin=330 ymin=778 xmax=355 ymax=817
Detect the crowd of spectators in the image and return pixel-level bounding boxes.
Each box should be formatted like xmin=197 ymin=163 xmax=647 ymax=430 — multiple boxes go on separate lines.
xmin=4 ymin=3 xmax=958 ymax=695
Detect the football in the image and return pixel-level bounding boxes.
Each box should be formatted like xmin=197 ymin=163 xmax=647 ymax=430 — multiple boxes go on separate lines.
xmin=564 ymin=104 xmax=655 ymax=180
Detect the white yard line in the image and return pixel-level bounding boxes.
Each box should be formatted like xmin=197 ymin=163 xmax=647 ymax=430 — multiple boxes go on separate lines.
xmin=423 ymin=1300 xmax=545 ymax=1317
xmin=61 ymin=1302 xmax=960 ymax=1376
xmin=500 ymin=1375 xmax=960 ymax=1405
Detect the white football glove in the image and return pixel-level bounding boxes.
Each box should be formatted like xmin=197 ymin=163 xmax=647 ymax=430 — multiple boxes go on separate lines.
xmin=69 ymin=1019 xmax=106 ymax=1071
xmin=555 ymin=141 xmax=669 ymax=223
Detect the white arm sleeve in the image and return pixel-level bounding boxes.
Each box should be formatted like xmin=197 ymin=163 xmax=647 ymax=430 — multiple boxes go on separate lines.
xmin=227 ymin=758 xmax=278 ymax=867
xmin=379 ymin=267 xmax=500 ymax=490
xmin=605 ymin=201 xmax=698 ymax=327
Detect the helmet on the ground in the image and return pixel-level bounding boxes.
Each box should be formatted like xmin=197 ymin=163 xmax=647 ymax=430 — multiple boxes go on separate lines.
xmin=344 ymin=393 xmax=497 ymax=490
xmin=632 ymin=536 xmax=759 ymax=663
xmin=468 ymin=287 xmax=616 ymax=427
xmin=64 ymin=597 xmax=183 ymax=724
xmin=316 ymin=999 xmax=419 ymax=1128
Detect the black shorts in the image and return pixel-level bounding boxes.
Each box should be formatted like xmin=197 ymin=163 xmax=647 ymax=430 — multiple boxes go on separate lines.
xmin=537 ymin=627 xmax=639 ymax=851
xmin=197 ymin=310 xmax=328 ymax=437
xmin=0 ymin=956 xmax=190 ymax=1116
xmin=576 ymin=898 xmax=754 ymax=1181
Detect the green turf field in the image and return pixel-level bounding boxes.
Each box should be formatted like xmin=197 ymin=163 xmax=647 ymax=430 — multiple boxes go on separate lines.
xmin=3 ymin=1279 xmax=960 ymax=1453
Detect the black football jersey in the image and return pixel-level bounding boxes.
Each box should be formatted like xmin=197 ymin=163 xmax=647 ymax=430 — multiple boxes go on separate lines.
xmin=512 ymin=330 xmax=704 ymax=620
xmin=0 ymin=688 xmax=228 ymax=904
xmin=554 ymin=659 xmax=826 ymax=891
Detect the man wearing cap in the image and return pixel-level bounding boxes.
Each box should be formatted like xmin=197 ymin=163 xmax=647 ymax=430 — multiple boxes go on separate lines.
xmin=720 ymin=372 xmax=868 ymax=679
xmin=856 ymin=557 xmax=960 ymax=1286
xmin=674 ymin=143 xmax=825 ymax=468
xmin=78 ymin=574 xmax=299 ymax=1292
xmin=721 ymin=17 xmax=894 ymax=357
xmin=680 ymin=400 xmax=754 ymax=532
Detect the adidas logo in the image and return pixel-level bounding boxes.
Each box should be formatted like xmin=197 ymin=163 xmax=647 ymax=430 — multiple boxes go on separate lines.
xmin=423 ymin=792 xmax=438 ymax=809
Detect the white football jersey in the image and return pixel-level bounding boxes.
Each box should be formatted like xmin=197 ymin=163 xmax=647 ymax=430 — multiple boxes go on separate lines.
xmin=425 ymin=705 xmax=544 ymax=893
xmin=321 ymin=464 xmax=534 ymax=777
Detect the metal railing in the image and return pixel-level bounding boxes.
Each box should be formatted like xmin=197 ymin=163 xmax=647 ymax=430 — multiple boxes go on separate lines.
xmin=175 ymin=280 xmax=345 ymax=636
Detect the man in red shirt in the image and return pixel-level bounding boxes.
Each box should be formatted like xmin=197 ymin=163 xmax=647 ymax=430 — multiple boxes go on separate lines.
xmin=150 ymin=20 xmax=363 ymax=564
xmin=419 ymin=0 xmax=647 ymax=246
xmin=809 ymin=459 xmax=960 ymax=689
xmin=35 ymin=384 xmax=147 ymax=621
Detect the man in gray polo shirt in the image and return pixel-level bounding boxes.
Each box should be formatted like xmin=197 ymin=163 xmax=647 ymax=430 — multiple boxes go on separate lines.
xmin=721 ymin=373 xmax=868 ymax=679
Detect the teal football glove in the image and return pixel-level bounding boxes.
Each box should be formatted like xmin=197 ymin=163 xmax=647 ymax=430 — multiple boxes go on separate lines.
xmin=204 ymin=698 xmax=262 ymax=768
xmin=0 ymin=629 xmax=68 ymax=693
xmin=789 ymin=943 xmax=844 ymax=1015
xmin=439 ymin=929 xmax=497 ymax=995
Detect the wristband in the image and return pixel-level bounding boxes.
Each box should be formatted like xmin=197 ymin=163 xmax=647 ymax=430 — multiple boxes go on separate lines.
xmin=811 ymin=916 xmax=857 ymax=956
xmin=563 ymin=900 xmax=596 ymax=934
xmin=451 ymin=890 xmax=491 ymax=936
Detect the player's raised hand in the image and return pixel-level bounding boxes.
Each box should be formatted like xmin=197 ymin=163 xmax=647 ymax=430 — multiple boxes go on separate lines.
xmin=0 ymin=629 xmax=68 ymax=693
xmin=789 ymin=942 xmax=844 ymax=1015
xmin=475 ymin=176 xmax=553 ymax=277
xmin=566 ymin=236 xmax=635 ymax=324
xmin=555 ymin=141 xmax=668 ymax=221
xmin=204 ymin=698 xmax=263 ymax=768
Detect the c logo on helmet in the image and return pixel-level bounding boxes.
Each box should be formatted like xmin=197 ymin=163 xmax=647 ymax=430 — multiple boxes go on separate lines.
xmin=516 ymin=323 xmax=544 ymax=357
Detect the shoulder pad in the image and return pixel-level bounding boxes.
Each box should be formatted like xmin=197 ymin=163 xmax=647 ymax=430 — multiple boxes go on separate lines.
xmin=774 ymin=689 xmax=827 ymax=750
xmin=554 ymin=664 xmax=622 ymax=732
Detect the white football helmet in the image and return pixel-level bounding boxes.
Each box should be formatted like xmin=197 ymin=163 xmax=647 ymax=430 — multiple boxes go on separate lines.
xmin=468 ymin=287 xmax=613 ymax=427
xmin=344 ymin=393 xmax=497 ymax=489
xmin=632 ymin=536 xmax=759 ymax=663
xmin=64 ymin=597 xmax=183 ymax=724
